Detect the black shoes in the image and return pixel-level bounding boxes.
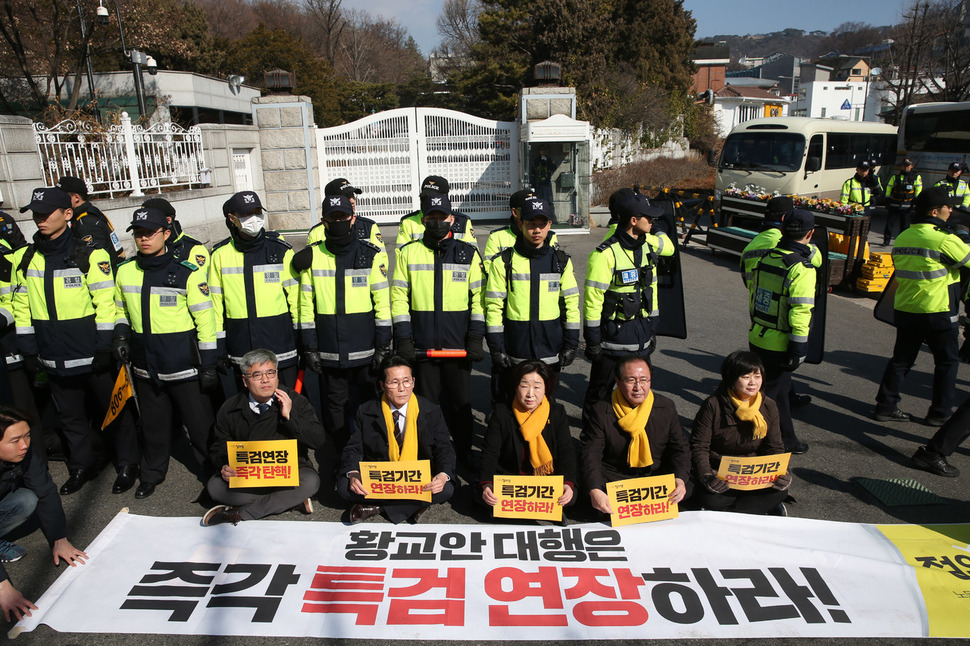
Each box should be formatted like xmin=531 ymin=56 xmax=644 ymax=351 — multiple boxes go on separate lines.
xmin=873 ymin=409 xmax=911 ymax=422
xmin=203 ymin=505 xmax=243 ymax=526
xmin=134 ymin=482 xmax=158 ymax=499
xmin=350 ymin=504 xmax=382 ymax=524
xmin=59 ymin=468 xmax=94 ymax=495
xmin=410 ymin=506 xmax=429 ymax=523
xmin=924 ymin=415 xmax=948 ymax=427
xmin=789 ymin=393 xmax=812 ymax=408
xmin=786 ymin=442 xmax=809 ymax=455
xmin=112 ymin=465 xmax=140 ymax=494
xmin=912 ymin=447 xmax=960 ymax=477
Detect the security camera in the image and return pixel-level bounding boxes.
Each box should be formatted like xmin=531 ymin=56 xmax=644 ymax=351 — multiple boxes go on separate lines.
xmin=96 ymin=2 xmax=109 ymax=25
xmin=146 ymin=56 xmax=158 ymax=75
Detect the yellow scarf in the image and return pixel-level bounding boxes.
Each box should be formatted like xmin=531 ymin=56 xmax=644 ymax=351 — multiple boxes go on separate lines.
xmin=729 ymin=391 xmax=767 ymax=439
xmin=381 ymin=393 xmax=419 ymax=462
xmin=513 ymin=396 xmax=554 ymax=475
xmin=611 ymin=388 xmax=654 ymax=468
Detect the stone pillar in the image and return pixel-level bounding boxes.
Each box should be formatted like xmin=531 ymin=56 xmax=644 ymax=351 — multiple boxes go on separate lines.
xmin=0 ymin=115 xmax=46 ymax=227
xmin=252 ymin=95 xmax=319 ymax=231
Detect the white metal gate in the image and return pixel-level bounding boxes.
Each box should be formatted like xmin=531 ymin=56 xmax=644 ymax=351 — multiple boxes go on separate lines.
xmin=315 ymin=108 xmax=518 ymax=224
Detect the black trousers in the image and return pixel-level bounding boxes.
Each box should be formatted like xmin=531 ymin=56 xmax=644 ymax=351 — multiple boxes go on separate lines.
xmin=695 ymin=486 xmax=788 ymax=515
xmin=319 ymin=365 xmax=375 ymax=451
xmin=927 ymin=393 xmax=970 ymax=456
xmin=208 ymin=466 xmax=320 ymax=520
xmin=875 ymin=325 xmax=959 ymax=419
xmin=749 ymin=345 xmax=800 ymax=449
xmin=49 ymin=371 xmax=139 ymax=471
xmin=414 ymin=358 xmax=473 ymax=455
xmin=884 ymin=204 xmax=912 ymax=240
xmin=135 ymin=377 xmax=215 ymax=485
xmin=336 ymin=474 xmax=455 ymax=523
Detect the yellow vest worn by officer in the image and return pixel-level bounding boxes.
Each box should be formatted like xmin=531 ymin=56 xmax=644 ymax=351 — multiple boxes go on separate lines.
xmin=935 ymin=175 xmax=970 ymax=208
xmin=297 ymin=208 xmax=391 ymax=369
xmin=395 ymin=175 xmax=476 ymax=252
xmin=392 ymin=231 xmax=484 ymax=352
xmin=584 ymin=201 xmax=674 ymax=356
xmin=1 ymin=245 xmax=27 ymax=370
xmin=741 ymin=226 xmax=822 ymax=287
xmin=210 ymin=193 xmax=299 ymax=367
xmin=485 ymin=235 xmax=579 ymax=364
xmin=892 ymin=219 xmax=970 ymax=329
xmin=748 ymin=239 xmax=817 ymax=355
xmin=840 ymin=174 xmax=872 ymax=207
xmin=114 ymin=247 xmax=217 ymax=383
xmin=886 ymin=170 xmax=923 ymax=206
xmin=12 ymin=228 xmax=117 ymax=376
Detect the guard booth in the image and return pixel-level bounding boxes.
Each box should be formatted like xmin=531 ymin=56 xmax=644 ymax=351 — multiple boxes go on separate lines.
xmin=519 ymin=64 xmax=592 ymax=230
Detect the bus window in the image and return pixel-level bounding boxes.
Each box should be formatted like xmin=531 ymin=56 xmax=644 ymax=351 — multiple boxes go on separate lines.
xmin=903 ymin=107 xmax=970 ymax=153
xmin=807 ymin=134 xmax=823 ymax=169
xmin=720 ymin=133 xmax=805 ymax=172
xmin=825 ymin=133 xmax=897 ymax=169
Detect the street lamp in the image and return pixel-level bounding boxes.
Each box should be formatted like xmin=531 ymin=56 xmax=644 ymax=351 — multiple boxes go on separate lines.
xmin=96 ymin=0 xmax=155 ymax=119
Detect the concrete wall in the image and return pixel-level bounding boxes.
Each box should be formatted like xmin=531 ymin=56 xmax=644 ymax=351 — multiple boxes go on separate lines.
xmin=0 ymin=115 xmax=45 ymax=214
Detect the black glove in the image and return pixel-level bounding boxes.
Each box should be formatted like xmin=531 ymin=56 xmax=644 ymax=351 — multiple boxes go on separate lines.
xmin=217 ymin=355 xmax=233 ymax=374
xmin=112 ymin=335 xmax=130 ymax=363
xmin=23 ymin=355 xmax=43 ymax=376
xmin=372 ymin=345 xmax=391 ymax=373
xmin=198 ymin=366 xmax=220 ymax=392
xmin=465 ymin=335 xmax=485 ymax=362
xmin=585 ymin=342 xmax=602 ymax=363
xmin=395 ymin=337 xmax=416 ymax=362
xmin=780 ymin=353 xmax=805 ymax=372
xmin=559 ymin=346 xmax=576 ymax=368
xmin=703 ymin=474 xmax=730 ymax=494
xmin=491 ymin=350 xmax=512 ymax=370
xmin=303 ymin=351 xmax=324 ymax=373
xmin=92 ymin=348 xmax=114 ymax=374
xmin=772 ymin=473 xmax=793 ymax=491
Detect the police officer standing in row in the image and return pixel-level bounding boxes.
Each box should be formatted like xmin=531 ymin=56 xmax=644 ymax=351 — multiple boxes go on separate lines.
xmin=396 ymin=176 xmax=476 ymax=252
xmin=297 ymin=194 xmax=390 ymax=453
xmin=12 ymin=187 xmax=139 ymax=494
xmin=840 ymin=161 xmax=875 ymax=214
xmin=112 ymin=207 xmax=219 ymax=499
xmin=883 ymin=158 xmax=923 ymax=245
xmin=307 ymin=178 xmax=384 ymax=251
xmin=935 ymin=162 xmax=970 ymax=209
xmin=141 ymin=197 xmax=210 ymax=271
xmin=392 ymin=192 xmax=485 ymax=457
xmin=873 ymin=187 xmax=970 ymax=426
xmin=210 ymin=191 xmax=300 ymax=387
xmin=747 ymin=209 xmax=818 ymax=454
xmin=485 ymin=195 xmax=579 ymax=394
xmin=583 ymin=192 xmax=674 ymax=415
xmin=56 ymin=176 xmax=126 ymax=267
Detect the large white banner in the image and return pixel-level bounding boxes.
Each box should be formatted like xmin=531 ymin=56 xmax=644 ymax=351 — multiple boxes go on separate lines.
xmin=11 ymin=511 xmax=970 ymax=639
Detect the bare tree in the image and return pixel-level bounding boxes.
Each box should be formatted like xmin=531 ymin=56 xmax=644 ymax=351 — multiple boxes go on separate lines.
xmin=302 ymin=0 xmax=344 ymax=64
xmin=435 ymin=0 xmax=480 ymax=58
xmin=336 ymin=9 xmax=423 ymax=84
xmin=196 ymin=0 xmax=258 ymax=42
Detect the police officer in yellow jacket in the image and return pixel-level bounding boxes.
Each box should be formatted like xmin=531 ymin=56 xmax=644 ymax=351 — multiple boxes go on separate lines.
xmin=297 ymin=194 xmax=391 ymax=448
xmin=56 ymin=175 xmax=126 ymax=266
xmin=740 ymin=196 xmax=822 ymax=288
xmin=395 ymin=176 xmax=476 ymax=252
xmin=934 ymin=162 xmax=970 ymax=209
xmin=748 ymin=209 xmax=817 ymax=453
xmin=112 ymin=207 xmax=219 ymax=499
xmin=12 ymin=187 xmax=139 ymax=495
xmin=210 ymin=191 xmax=300 ymax=386
xmin=392 ymin=193 xmax=485 ymax=455
xmin=483 ymin=188 xmax=559 ymax=276
xmin=142 ymin=197 xmax=209 ymax=272
xmin=306 ymin=178 xmax=384 ymax=251
xmin=883 ymin=158 xmax=923 ymax=245
xmin=840 ymin=161 xmax=874 ymax=214
xmin=584 ymin=192 xmax=674 ymax=411
xmin=485 ymin=196 xmax=579 ymax=387
xmin=874 ymin=187 xmax=970 ymax=425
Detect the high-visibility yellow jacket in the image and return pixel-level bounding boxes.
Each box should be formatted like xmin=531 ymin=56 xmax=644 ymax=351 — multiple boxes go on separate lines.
xmin=482 ymin=221 xmax=559 ymax=277
xmin=886 ymin=171 xmax=923 ymax=205
xmin=395 ymin=210 xmax=476 ymax=251
xmin=307 ymin=215 xmax=385 ymax=251
xmin=748 ymin=242 xmax=817 ymax=354
xmin=892 ymin=220 xmax=970 ymax=329
xmin=934 ymin=177 xmax=970 ymax=208
xmin=740 ymin=227 xmax=822 ymax=288
xmin=841 ymin=175 xmax=871 ymax=207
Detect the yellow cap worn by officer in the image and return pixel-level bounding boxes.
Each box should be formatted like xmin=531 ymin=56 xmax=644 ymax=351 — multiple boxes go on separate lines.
xmin=112 ymin=207 xmax=218 ymax=498
xmin=482 ymin=188 xmax=559 ymax=277
xmin=13 ymin=186 xmax=138 ymax=496
xmin=305 ymin=178 xmax=384 ymax=252
xmin=395 ymin=175 xmax=476 ymax=252
xmin=484 ymin=196 xmax=579 ymax=367
xmin=934 ymin=162 xmax=970 ymax=208
xmin=209 ymin=191 xmax=300 ymax=373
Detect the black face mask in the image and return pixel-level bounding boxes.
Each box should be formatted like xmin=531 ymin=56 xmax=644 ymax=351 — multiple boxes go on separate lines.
xmin=424 ymin=219 xmax=451 ymax=241
xmin=326 ymin=219 xmax=353 ymax=238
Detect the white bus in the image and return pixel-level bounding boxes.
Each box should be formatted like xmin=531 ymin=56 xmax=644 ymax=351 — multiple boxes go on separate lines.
xmin=897 ymin=101 xmax=970 ymax=187
xmin=715 ymin=117 xmax=898 ymax=200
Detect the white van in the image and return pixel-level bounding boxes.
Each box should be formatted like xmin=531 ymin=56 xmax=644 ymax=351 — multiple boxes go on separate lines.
xmin=716 ymin=117 xmax=898 ymax=200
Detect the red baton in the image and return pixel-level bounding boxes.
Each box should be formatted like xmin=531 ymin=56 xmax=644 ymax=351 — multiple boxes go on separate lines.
xmin=420 ymin=349 xmax=467 ymax=359
xmin=295 ymin=368 xmax=305 ymax=393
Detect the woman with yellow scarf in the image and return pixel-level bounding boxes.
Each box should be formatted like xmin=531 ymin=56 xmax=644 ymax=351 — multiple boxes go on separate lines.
xmin=691 ymin=350 xmax=792 ymax=516
xmin=479 ymin=360 xmax=577 ymax=510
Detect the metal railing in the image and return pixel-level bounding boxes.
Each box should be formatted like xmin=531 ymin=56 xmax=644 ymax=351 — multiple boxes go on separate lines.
xmin=33 ymin=112 xmax=210 ymax=198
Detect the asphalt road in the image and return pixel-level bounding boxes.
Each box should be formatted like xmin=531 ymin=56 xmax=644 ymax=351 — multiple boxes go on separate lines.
xmin=6 ymin=209 xmax=969 ymax=645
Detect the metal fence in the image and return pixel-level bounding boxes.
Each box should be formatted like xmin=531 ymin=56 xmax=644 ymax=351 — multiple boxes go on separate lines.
xmin=33 ymin=112 xmax=210 ymax=198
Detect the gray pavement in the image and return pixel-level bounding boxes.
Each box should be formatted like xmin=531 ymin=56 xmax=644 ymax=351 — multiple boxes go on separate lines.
xmin=7 ymin=210 xmax=970 ymax=644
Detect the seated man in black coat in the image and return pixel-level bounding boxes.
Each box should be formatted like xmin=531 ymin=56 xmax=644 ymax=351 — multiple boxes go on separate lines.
xmin=203 ymin=349 xmax=325 ymax=526
xmin=580 ymin=356 xmax=691 ymax=515
xmin=0 ymin=406 xmax=87 ymax=621
xmin=338 ymin=355 xmax=456 ymax=524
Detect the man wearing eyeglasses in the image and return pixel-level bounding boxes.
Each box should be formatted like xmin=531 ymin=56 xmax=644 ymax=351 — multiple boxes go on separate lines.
xmin=580 ymin=356 xmax=690 ymax=516
xmin=203 ymin=349 xmax=325 ymax=526
xmin=112 ymin=207 xmax=219 ymax=499
xmin=338 ymin=355 xmax=456 ymax=524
